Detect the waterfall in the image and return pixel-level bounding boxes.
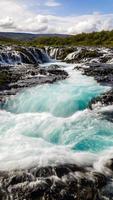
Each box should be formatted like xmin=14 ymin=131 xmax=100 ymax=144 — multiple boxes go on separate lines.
xmin=0 ymin=46 xmax=50 ymax=66
xmin=45 ymin=46 xmax=65 ymax=60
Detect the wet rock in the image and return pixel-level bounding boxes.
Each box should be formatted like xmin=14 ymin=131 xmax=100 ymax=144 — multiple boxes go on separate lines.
xmin=92 ymin=172 xmax=107 ymax=189
xmin=89 ymin=90 xmax=113 ymax=109
xmin=0 ymin=45 xmax=69 ymax=103
xmin=0 ymin=163 xmax=111 ymax=200
xmin=78 ymin=63 xmax=113 ymax=85
xmin=62 ymin=173 xmax=78 ymax=192
xmin=6 ymin=172 xmax=34 ymax=186
xmin=46 ymin=46 xmax=112 ymax=63
xmin=45 ymin=46 xmax=75 ymax=60
xmin=65 ymin=48 xmax=103 ymax=63
xmin=47 ymin=64 xmax=61 ymax=69
xmin=101 ymin=111 xmax=113 ymax=122
xmin=0 ymin=46 xmax=49 ymax=65
xmin=54 ymin=164 xmax=84 ymax=178
xmin=77 ymin=186 xmax=98 ymax=200
xmin=31 ymin=166 xmax=55 ymax=178
xmin=28 ymin=181 xmax=49 ymax=199
xmin=0 ymin=64 xmax=68 ymax=104
xmin=105 ymin=158 xmax=113 ymax=172
xmin=78 ymin=62 xmax=113 ymax=114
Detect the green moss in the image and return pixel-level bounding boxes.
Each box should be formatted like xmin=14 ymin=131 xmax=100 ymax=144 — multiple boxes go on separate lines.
xmin=59 ymin=47 xmax=74 ymax=60
xmin=0 ymin=71 xmax=11 ymax=86
xmin=77 ymin=50 xmax=102 ymax=59
xmin=0 ymin=70 xmax=20 ymax=87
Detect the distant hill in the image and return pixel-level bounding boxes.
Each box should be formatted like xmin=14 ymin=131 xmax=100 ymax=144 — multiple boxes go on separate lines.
xmin=0 ymin=32 xmax=70 ymax=41
xmin=0 ymin=30 xmax=113 ymax=47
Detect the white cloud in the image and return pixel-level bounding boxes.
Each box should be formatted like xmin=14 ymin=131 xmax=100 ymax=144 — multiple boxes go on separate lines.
xmin=45 ymin=0 xmax=61 ymax=7
xmin=17 ymin=15 xmax=48 ymax=33
xmin=0 ymin=1 xmax=113 ymax=34
xmin=0 ymin=17 xmax=15 ymax=29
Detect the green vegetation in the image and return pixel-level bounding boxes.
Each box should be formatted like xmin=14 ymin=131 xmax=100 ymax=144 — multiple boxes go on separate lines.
xmin=33 ymin=30 xmax=113 ymax=47
xmin=1 ymin=30 xmax=113 ymax=47
xmin=0 ymin=70 xmax=20 ymax=87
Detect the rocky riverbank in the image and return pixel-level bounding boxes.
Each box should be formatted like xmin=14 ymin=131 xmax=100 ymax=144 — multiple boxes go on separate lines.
xmin=46 ymin=46 xmax=113 ymax=111
xmin=1 ymin=45 xmax=113 ymax=200
xmin=1 ymin=158 xmax=113 ymax=200
xmin=0 ymin=64 xmax=68 ymax=103
xmin=74 ymin=62 xmax=113 ymax=112
xmin=47 ymin=46 xmax=113 ymax=136
xmin=0 ymin=46 xmax=68 ymax=103
xmin=46 ymin=46 xmax=113 ymax=64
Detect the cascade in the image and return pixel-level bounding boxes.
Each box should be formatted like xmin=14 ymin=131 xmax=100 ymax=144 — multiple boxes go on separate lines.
xmin=0 ymin=46 xmax=50 ymax=66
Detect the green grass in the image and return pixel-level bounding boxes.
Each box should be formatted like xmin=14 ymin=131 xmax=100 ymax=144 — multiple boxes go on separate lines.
xmin=1 ymin=30 xmax=113 ymax=47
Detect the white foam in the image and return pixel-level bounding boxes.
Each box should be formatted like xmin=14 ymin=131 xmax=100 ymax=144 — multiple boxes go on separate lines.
xmin=0 ymin=106 xmax=112 ymax=171
xmin=0 ymin=62 xmax=112 ymax=171
xmin=94 ymin=148 xmax=113 ymax=175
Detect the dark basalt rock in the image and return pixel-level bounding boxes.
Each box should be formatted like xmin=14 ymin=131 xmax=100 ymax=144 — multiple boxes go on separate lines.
xmin=46 ymin=46 xmax=111 ymax=63
xmin=30 ymin=164 xmax=84 ymax=178
xmin=78 ymin=63 xmax=113 ymax=85
xmin=92 ymin=172 xmax=107 ymax=189
xmin=88 ymin=90 xmax=113 ymax=122
xmin=76 ymin=62 xmax=113 ymax=119
xmin=101 ymin=111 xmax=113 ymax=122
xmin=0 ymin=46 xmax=70 ymax=103
xmin=0 ymin=163 xmax=110 ymax=200
xmin=68 ymin=49 xmax=103 ymax=64
xmin=0 ymin=64 xmax=68 ymax=104
xmin=105 ymin=158 xmax=113 ymax=172
xmin=0 ymin=46 xmax=50 ymax=65
xmin=54 ymin=164 xmax=85 ymax=178
xmin=89 ymin=90 xmax=113 ymax=109
xmin=0 ymin=45 xmax=69 ymax=106
xmin=46 ymin=64 xmax=61 ymax=70
xmin=64 ymin=47 xmax=113 ymax=64
xmin=31 ymin=166 xmax=54 ymax=178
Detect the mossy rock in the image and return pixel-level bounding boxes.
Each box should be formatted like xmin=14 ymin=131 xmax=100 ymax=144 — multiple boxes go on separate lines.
xmin=0 ymin=70 xmax=20 ymax=87
xmin=0 ymin=71 xmax=11 ymax=86
xmin=77 ymin=49 xmax=103 ymax=59
xmin=59 ymin=47 xmax=75 ymax=60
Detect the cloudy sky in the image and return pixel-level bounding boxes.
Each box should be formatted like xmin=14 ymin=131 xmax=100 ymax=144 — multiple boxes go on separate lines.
xmin=0 ymin=0 xmax=113 ymax=34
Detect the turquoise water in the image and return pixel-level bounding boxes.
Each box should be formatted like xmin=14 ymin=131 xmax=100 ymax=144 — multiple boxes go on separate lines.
xmin=0 ymin=62 xmax=113 ymax=170
xmin=3 ymin=65 xmax=109 ymax=117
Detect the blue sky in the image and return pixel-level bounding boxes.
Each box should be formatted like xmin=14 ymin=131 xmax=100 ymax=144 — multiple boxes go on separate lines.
xmin=59 ymin=0 xmax=113 ymax=15
xmin=0 ymin=0 xmax=113 ymax=34
xmin=22 ymin=0 xmax=113 ymax=15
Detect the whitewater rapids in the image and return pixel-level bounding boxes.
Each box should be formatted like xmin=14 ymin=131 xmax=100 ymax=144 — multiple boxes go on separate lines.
xmin=0 ymin=62 xmax=113 ymax=173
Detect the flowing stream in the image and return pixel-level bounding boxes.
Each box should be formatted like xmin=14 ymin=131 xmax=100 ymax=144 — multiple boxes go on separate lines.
xmin=0 ymin=61 xmax=113 ymax=171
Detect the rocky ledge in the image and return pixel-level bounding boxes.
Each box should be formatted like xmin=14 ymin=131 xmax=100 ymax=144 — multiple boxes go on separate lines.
xmin=46 ymin=46 xmax=113 ymax=64
xmin=0 ymin=45 xmax=69 ymax=103
xmin=75 ymin=62 xmax=113 ymax=112
xmin=1 ymin=159 xmax=113 ymax=200
xmin=59 ymin=47 xmax=113 ymax=121
xmin=0 ymin=64 xmax=68 ymax=103
xmin=78 ymin=63 xmax=113 ymax=86
xmin=89 ymin=89 xmax=113 ymax=109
